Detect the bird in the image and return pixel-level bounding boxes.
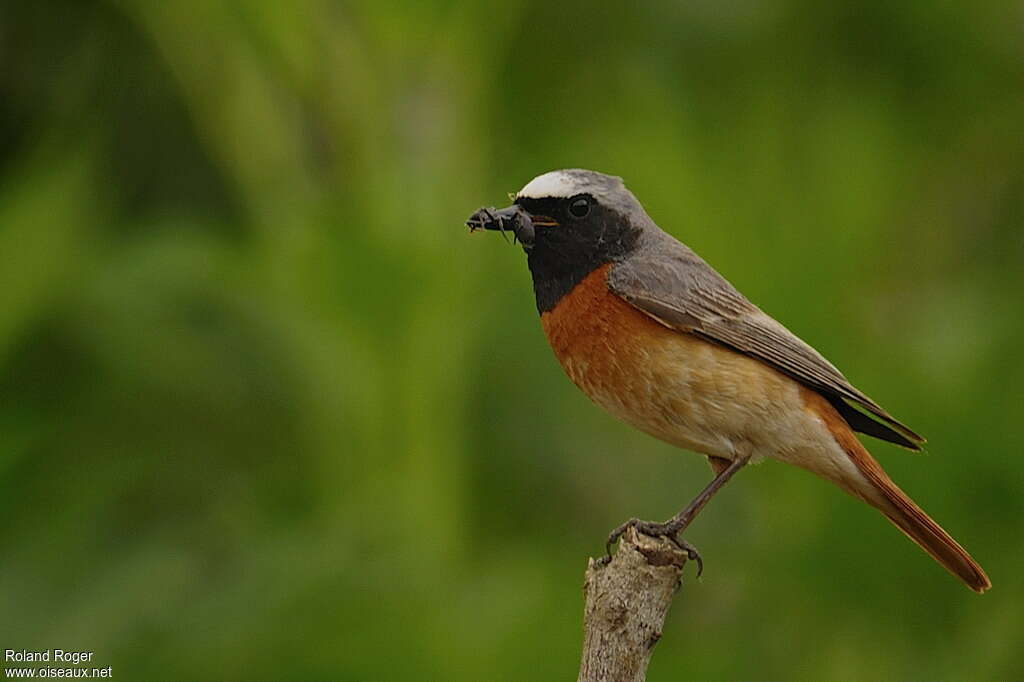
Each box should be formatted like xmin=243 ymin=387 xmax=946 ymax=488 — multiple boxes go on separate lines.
xmin=466 ymin=168 xmax=990 ymax=593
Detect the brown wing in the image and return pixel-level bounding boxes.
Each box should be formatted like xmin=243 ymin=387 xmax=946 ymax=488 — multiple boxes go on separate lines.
xmin=608 ymin=247 xmax=925 ymax=450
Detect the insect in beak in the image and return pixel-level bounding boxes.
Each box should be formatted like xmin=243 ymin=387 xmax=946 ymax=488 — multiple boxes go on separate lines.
xmin=466 ymin=204 xmax=550 ymax=249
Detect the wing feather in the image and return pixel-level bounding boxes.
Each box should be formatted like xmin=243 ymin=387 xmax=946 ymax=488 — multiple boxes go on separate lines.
xmin=608 ymin=249 xmax=925 ymax=449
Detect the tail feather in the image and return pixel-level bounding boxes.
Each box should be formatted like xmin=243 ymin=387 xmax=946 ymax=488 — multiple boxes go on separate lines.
xmin=804 ymin=389 xmax=991 ymax=593
xmin=848 ymin=444 xmax=991 ymax=593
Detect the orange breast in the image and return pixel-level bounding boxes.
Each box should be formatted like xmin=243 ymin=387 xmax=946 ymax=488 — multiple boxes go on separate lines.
xmin=539 ymin=263 xmax=714 ymax=450
xmin=538 ymin=263 xmax=809 ymax=458
xmin=541 ymin=263 xmax=671 ymax=396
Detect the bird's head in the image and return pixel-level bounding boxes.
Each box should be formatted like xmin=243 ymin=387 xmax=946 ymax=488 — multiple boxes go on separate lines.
xmin=467 ymin=169 xmax=649 ymax=311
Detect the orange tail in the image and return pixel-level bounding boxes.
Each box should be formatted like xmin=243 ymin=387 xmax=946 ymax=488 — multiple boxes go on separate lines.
xmin=810 ymin=394 xmax=991 ymax=593
xmin=847 ymin=444 xmax=990 ymax=593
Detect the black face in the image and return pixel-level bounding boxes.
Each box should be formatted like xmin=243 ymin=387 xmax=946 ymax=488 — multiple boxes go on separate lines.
xmin=515 ymin=193 xmax=639 ymax=313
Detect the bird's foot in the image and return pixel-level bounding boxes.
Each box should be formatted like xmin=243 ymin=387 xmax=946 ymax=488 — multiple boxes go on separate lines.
xmin=604 ymin=517 xmax=703 ymax=577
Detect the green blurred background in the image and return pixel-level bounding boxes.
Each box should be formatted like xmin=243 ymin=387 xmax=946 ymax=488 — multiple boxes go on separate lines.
xmin=2 ymin=1 xmax=1022 ymax=680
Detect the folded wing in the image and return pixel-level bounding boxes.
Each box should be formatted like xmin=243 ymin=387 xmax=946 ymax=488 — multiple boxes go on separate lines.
xmin=607 ymin=247 xmax=925 ymax=450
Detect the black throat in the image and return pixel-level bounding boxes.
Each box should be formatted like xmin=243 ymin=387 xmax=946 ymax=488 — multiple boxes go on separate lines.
xmin=519 ymin=198 xmax=639 ymax=313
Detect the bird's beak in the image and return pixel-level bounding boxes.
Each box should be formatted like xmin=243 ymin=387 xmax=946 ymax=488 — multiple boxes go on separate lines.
xmin=466 ymin=204 xmax=558 ymax=249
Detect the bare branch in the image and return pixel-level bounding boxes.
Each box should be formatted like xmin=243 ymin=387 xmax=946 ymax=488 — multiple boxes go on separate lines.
xmin=577 ymin=527 xmax=690 ymax=682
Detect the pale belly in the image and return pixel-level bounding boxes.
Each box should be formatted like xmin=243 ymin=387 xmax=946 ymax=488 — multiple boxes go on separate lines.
xmin=539 ymin=265 xmax=850 ymax=478
xmin=552 ymin=322 xmax=802 ymax=460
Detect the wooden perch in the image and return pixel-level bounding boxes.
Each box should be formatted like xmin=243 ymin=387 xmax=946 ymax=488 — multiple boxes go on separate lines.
xmin=577 ymin=527 xmax=691 ymax=682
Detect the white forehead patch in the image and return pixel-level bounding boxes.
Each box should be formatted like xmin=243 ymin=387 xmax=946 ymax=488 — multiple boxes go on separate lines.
xmin=516 ymin=171 xmax=582 ymax=200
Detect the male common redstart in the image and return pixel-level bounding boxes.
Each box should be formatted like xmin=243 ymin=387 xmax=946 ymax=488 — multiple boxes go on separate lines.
xmin=467 ymin=169 xmax=990 ymax=593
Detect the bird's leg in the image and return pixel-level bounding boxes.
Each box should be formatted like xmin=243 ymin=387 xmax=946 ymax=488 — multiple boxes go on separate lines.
xmin=706 ymin=454 xmax=732 ymax=476
xmin=605 ymin=452 xmax=751 ymax=573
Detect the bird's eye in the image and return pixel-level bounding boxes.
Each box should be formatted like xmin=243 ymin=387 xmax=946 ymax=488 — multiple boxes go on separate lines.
xmin=568 ymin=196 xmax=591 ymax=219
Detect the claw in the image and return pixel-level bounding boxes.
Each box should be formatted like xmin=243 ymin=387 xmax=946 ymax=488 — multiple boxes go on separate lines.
xmin=674 ymin=538 xmax=704 ymax=577
xmin=606 ymin=517 xmax=641 ymax=558
xmin=604 ymin=517 xmax=703 ymax=576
